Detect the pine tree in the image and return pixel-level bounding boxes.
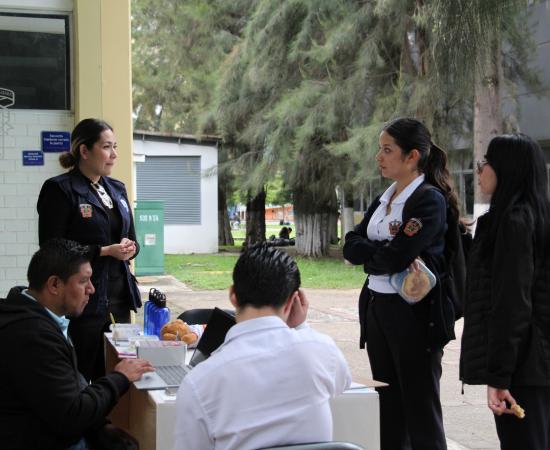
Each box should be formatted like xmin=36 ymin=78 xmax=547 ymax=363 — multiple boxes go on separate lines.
xmin=132 ymin=0 xmax=257 ymax=245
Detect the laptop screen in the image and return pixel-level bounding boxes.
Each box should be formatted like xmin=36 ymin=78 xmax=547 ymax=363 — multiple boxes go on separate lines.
xmin=189 ymin=307 xmax=236 ymax=367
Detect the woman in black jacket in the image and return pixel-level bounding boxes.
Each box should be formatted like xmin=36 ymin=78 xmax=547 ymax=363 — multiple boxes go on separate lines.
xmin=37 ymin=118 xmax=141 ymax=381
xmin=460 ymin=133 xmax=550 ymax=450
xmin=344 ymin=118 xmax=459 ymax=450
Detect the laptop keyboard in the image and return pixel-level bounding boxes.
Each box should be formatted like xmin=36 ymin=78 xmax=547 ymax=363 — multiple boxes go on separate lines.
xmin=156 ymin=365 xmax=188 ymax=386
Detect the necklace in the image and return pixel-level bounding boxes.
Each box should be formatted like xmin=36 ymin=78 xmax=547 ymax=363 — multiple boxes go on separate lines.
xmin=386 ymin=190 xmax=400 ymax=215
xmin=91 ymin=181 xmax=113 ymax=209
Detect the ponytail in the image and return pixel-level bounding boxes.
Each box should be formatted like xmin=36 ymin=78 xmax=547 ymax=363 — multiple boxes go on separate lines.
xmin=382 ymin=117 xmax=461 ymax=222
xmin=59 ymin=147 xmax=79 ymax=169
xmin=424 ymin=142 xmax=460 ymax=223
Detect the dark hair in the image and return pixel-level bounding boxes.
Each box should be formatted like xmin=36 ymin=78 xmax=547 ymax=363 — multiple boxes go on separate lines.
xmin=383 ymin=117 xmax=460 ymax=223
xmin=59 ymin=118 xmax=113 ymax=169
xmin=27 ymin=239 xmax=94 ymax=290
xmin=483 ymin=133 xmax=550 ymax=256
xmin=232 ymin=243 xmax=301 ymax=308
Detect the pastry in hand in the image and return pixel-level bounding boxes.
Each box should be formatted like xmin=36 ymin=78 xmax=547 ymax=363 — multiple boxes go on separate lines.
xmin=510 ymin=403 xmax=525 ymax=419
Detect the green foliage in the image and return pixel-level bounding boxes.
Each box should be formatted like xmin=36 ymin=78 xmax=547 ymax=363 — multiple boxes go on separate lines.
xmin=132 ymin=0 xmax=255 ymax=134
xmin=133 ymin=0 xmax=541 ymax=239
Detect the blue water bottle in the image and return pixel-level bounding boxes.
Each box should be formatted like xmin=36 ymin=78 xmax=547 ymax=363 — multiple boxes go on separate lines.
xmin=143 ymin=288 xmax=155 ymax=335
xmin=146 ymin=289 xmax=170 ymax=338
xmin=144 ymin=289 xmax=157 ymax=336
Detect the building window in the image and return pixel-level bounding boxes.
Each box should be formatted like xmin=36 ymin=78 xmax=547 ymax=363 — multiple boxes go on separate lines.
xmin=0 ymin=12 xmax=71 ymax=110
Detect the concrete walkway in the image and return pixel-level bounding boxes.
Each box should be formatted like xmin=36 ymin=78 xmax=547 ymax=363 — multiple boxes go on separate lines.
xmin=136 ymin=275 xmax=499 ymax=450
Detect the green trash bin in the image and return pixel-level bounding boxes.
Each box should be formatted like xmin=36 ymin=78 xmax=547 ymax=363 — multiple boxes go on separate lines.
xmin=135 ymin=200 xmax=164 ymax=276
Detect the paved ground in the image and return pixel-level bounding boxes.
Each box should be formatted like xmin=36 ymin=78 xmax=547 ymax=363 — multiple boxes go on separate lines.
xmin=135 ymin=275 xmax=499 ymax=450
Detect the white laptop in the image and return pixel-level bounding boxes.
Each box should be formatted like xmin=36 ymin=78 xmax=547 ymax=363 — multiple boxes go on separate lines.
xmin=134 ymin=307 xmax=235 ymax=390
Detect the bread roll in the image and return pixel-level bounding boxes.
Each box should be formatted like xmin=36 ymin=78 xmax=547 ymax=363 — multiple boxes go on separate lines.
xmin=160 ymin=319 xmax=198 ymax=344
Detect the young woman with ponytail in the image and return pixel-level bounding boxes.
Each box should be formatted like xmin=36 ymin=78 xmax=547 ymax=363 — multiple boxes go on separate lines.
xmin=37 ymin=118 xmax=141 ymax=382
xmin=344 ymin=117 xmax=459 ymax=450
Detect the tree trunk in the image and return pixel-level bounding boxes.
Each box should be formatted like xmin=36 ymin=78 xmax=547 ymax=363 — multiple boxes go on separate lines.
xmin=294 ymin=187 xmax=338 ymax=257
xmin=294 ymin=212 xmax=331 ymax=257
xmin=245 ymin=188 xmax=266 ymax=246
xmin=473 ymin=37 xmax=502 ymax=218
xmin=218 ymin=185 xmax=234 ymax=246
xmin=329 ymin=212 xmax=339 ymax=245
xmin=339 ymin=186 xmax=355 ymax=246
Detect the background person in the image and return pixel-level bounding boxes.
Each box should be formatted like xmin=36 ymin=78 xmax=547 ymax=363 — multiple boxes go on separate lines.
xmin=37 ymin=118 xmax=141 ymax=381
xmin=0 ymin=239 xmax=153 ymax=450
xmin=460 ymin=133 xmax=550 ymax=450
xmin=279 ymin=226 xmax=292 ymax=239
xmin=173 ymin=243 xmax=351 ymax=450
xmin=343 ymin=117 xmax=459 ymax=450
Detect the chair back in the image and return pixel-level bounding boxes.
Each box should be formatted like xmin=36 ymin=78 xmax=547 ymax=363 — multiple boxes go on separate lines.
xmin=177 ymin=308 xmax=234 ymax=325
xmin=258 ymin=442 xmax=364 ymax=450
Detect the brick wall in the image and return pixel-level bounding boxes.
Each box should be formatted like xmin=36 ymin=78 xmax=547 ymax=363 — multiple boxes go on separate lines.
xmin=0 ymin=110 xmax=74 ymax=296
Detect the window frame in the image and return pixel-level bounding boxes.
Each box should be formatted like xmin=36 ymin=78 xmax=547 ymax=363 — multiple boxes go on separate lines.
xmin=0 ymin=10 xmax=72 ymax=111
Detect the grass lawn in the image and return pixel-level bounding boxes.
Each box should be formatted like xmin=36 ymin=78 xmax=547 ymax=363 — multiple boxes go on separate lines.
xmin=165 ymin=252 xmax=367 ymax=290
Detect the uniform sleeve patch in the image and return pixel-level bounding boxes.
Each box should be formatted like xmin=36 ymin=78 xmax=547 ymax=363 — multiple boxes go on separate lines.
xmin=403 ymin=218 xmax=422 ymax=236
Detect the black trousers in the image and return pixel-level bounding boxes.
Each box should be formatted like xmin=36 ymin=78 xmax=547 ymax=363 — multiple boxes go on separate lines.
xmin=366 ymin=291 xmax=447 ymax=450
xmin=69 ymin=277 xmax=132 ymax=382
xmin=494 ymin=386 xmax=550 ymax=450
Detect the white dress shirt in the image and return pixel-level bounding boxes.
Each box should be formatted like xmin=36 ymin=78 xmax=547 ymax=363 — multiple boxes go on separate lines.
xmin=367 ymin=174 xmax=425 ymax=293
xmin=173 ymin=315 xmax=351 ymax=450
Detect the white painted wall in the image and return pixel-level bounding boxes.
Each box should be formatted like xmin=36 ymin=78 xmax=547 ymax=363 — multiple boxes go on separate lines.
xmin=0 ymin=110 xmax=74 ymax=296
xmin=133 ymin=138 xmax=218 ymax=254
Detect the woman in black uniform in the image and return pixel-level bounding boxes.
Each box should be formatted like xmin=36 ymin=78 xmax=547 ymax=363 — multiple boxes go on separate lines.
xmin=460 ymin=134 xmax=550 ymax=450
xmin=344 ymin=117 xmax=459 ymax=450
xmin=37 ymin=118 xmax=141 ymax=381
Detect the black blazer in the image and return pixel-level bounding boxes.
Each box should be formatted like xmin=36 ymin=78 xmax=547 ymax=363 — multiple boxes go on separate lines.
xmin=37 ymin=168 xmax=142 ymax=316
xmin=343 ymin=182 xmax=455 ymax=350
xmin=460 ymin=206 xmax=550 ymax=388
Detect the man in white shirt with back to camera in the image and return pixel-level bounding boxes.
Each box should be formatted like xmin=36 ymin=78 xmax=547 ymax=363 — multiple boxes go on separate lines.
xmin=173 ymin=243 xmax=351 ymax=450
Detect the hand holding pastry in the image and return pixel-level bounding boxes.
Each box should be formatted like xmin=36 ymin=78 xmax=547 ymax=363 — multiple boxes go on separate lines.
xmin=510 ymin=403 xmax=525 ymax=419
xmin=487 ymin=386 xmax=520 ymax=417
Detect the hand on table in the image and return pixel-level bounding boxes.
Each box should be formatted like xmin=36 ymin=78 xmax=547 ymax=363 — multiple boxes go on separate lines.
xmin=114 ymin=358 xmax=155 ymax=382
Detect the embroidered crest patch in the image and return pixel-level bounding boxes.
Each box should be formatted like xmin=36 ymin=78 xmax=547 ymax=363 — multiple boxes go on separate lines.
xmin=79 ymin=203 xmax=92 ymax=218
xmin=388 ymin=220 xmax=402 ymax=236
xmin=403 ymin=218 xmax=422 ymax=236
xmin=119 ymin=198 xmax=129 ymax=212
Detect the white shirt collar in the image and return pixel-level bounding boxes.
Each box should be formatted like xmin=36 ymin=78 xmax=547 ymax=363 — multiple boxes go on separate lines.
xmin=22 ymin=289 xmax=70 ymax=340
xmin=224 ymin=315 xmax=288 ymax=345
xmin=379 ymin=174 xmax=425 ymax=205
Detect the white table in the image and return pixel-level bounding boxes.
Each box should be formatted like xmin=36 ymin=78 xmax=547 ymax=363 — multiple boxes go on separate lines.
xmin=126 ymin=386 xmax=380 ymax=450
xmin=105 ymin=335 xmax=380 ymax=450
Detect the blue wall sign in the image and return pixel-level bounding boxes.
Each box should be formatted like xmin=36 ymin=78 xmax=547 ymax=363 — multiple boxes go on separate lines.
xmin=22 ymin=151 xmax=44 ymax=166
xmin=42 ymin=131 xmax=70 ymax=152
